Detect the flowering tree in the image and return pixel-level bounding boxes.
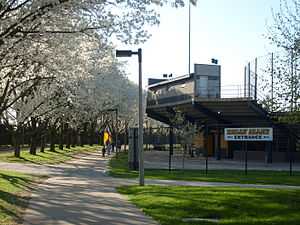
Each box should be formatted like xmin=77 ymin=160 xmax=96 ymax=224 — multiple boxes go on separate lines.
xmin=169 ymin=110 xmax=198 ymax=169
xmin=266 ymin=0 xmax=300 ymax=118
xmin=0 ymin=0 xmax=184 ymax=115
xmin=0 ymin=0 xmax=186 ymax=155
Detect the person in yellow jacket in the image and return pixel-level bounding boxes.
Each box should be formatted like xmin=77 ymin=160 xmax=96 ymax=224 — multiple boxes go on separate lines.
xmin=103 ymin=128 xmax=112 ymax=157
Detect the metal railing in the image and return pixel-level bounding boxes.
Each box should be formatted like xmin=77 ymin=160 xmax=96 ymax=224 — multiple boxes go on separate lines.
xmin=147 ymin=93 xmax=193 ymax=106
xmin=147 ymin=84 xmax=262 ymax=107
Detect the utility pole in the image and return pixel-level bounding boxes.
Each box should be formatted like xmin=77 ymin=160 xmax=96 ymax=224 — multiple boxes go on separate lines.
xmin=291 ymin=50 xmax=294 ymax=112
xmin=244 ymin=66 xmax=247 ymax=97
xmin=271 ymin=53 xmax=274 ymax=112
xmin=248 ymin=62 xmax=251 ymax=98
xmin=116 ymin=49 xmax=144 ymax=186
xmin=254 ymin=58 xmax=257 ymax=100
xmin=138 ymin=48 xmax=144 ymax=186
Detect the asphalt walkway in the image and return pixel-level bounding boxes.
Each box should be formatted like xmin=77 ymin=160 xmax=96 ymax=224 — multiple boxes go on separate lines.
xmin=22 ymin=153 xmax=158 ymax=225
xmin=0 ymin=151 xmax=298 ymax=225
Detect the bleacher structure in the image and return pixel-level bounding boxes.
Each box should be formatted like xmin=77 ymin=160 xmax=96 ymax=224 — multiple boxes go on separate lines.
xmin=146 ymin=64 xmax=300 ymax=163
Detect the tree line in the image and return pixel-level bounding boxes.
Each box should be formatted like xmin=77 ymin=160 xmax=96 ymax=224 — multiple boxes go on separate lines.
xmin=264 ymin=0 xmax=300 ymax=123
xmin=0 ymin=0 xmax=183 ymax=156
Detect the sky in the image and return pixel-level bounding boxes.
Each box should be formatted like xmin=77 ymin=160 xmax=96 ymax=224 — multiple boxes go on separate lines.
xmin=116 ymin=0 xmax=282 ymax=89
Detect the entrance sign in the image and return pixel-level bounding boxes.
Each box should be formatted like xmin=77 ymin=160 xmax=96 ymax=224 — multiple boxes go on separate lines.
xmin=224 ymin=128 xmax=273 ymax=141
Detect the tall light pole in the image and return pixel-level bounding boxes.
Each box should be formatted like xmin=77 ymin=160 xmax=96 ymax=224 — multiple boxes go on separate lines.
xmin=116 ymin=49 xmax=144 ymax=186
xmin=189 ymin=0 xmax=191 ymax=79
xmin=189 ymin=0 xmax=197 ymax=97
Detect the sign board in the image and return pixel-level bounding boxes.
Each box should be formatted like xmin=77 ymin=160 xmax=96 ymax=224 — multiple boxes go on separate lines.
xmin=224 ymin=128 xmax=273 ymax=141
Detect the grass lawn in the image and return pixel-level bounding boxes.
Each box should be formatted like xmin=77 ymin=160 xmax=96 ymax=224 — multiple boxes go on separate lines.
xmin=118 ymin=185 xmax=300 ymax=225
xmin=109 ymin=152 xmax=300 ymax=186
xmin=0 ymin=170 xmax=37 ymax=224
xmin=0 ymin=145 xmax=100 ymax=165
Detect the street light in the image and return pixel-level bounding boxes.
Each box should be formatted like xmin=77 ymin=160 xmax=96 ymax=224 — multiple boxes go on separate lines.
xmin=116 ymin=48 xmax=144 ymax=186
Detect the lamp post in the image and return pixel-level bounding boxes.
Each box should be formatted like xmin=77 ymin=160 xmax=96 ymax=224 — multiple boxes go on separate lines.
xmin=116 ymin=49 xmax=144 ymax=186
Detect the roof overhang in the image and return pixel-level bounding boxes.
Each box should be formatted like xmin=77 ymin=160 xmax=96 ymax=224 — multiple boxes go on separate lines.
xmin=146 ymin=97 xmax=272 ymax=127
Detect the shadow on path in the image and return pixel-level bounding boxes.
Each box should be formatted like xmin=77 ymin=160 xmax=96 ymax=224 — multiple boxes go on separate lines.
xmin=22 ymin=152 xmax=157 ymax=225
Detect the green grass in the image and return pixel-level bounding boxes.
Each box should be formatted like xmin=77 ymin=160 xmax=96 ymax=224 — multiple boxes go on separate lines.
xmin=0 ymin=145 xmax=100 ymax=165
xmin=109 ymin=152 xmax=300 ymax=186
xmin=0 ymin=170 xmax=37 ymax=224
xmin=118 ymin=185 xmax=300 ymax=225
xmin=109 ymin=151 xmax=140 ymax=178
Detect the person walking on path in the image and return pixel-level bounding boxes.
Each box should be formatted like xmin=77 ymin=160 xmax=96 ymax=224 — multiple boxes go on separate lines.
xmin=103 ymin=127 xmax=112 ymax=156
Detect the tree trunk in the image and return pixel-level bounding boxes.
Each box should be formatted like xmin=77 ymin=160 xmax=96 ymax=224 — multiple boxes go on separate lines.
xmin=13 ymin=129 xmax=21 ymax=158
xmin=71 ymin=129 xmax=76 ymax=147
xmin=50 ymin=126 xmax=56 ymax=152
xmin=40 ymin=135 xmax=45 ymax=153
xmin=125 ymin=125 xmax=128 ymax=152
xmin=89 ymin=127 xmax=93 ymax=146
xmin=29 ymin=133 xmax=37 ymax=155
xmin=80 ymin=124 xmax=86 ymax=147
xmin=66 ymin=124 xmax=71 ymax=149
xmin=75 ymin=134 xmax=78 ymax=146
xmin=80 ymin=133 xmax=84 ymax=147
xmin=29 ymin=137 xmax=37 ymax=155
xmin=29 ymin=118 xmax=37 ymax=155
xmin=14 ymin=145 xmax=21 ymax=157
xmin=90 ymin=122 xmax=97 ymax=146
xmin=59 ymin=123 xmax=64 ymax=150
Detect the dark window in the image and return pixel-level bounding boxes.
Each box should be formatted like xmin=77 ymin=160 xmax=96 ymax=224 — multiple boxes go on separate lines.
xmin=208 ymin=76 xmax=219 ymax=80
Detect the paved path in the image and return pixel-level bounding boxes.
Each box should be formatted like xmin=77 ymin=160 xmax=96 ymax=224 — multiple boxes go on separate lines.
xmin=0 ymin=151 xmax=298 ymax=225
xmin=22 ymin=153 xmax=158 ymax=225
xmin=145 ymin=178 xmax=300 ymax=189
xmin=0 ymin=161 xmax=63 ymax=175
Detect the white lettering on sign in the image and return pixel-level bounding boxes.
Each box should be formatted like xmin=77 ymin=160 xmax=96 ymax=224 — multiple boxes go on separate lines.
xmin=224 ymin=128 xmax=273 ymax=141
